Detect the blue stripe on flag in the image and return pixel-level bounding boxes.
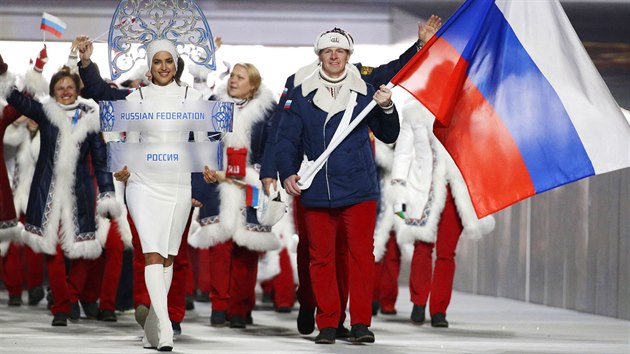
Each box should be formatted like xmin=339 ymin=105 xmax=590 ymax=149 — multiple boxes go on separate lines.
xmin=251 ymin=186 xmax=259 ymax=208
xmin=460 ymin=1 xmax=594 ymax=193
xmin=41 ymin=18 xmax=66 ymax=33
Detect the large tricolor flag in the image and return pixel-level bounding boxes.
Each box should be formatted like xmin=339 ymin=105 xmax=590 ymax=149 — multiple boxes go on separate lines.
xmin=41 ymin=12 xmax=67 ymax=38
xmin=391 ymin=0 xmax=630 ymax=217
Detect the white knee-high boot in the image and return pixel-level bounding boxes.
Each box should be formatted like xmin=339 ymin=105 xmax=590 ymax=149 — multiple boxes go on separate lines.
xmin=145 ymin=264 xmax=173 ymax=351
xmin=163 ymin=264 xmax=173 ymax=292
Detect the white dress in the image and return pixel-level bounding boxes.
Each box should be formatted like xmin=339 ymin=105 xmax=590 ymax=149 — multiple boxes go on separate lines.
xmin=125 ymin=81 xmax=203 ymax=257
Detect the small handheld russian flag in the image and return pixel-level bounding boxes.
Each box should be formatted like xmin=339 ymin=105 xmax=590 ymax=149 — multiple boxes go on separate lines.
xmin=245 ymin=184 xmax=260 ymax=208
xmin=41 ymin=12 xmax=67 ymax=39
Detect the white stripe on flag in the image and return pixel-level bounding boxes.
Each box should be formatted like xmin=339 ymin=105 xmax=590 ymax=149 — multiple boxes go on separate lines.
xmin=42 ymin=12 xmax=67 ymax=31
xmin=496 ymin=0 xmax=630 ymax=174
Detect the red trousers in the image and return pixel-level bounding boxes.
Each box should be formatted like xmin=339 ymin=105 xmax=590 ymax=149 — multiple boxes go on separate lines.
xmin=227 ymin=245 xmax=258 ymax=317
xmin=409 ymin=188 xmax=463 ymax=315
xmin=189 ymin=246 xmax=212 ymax=294
xmin=80 ymin=221 xmax=124 ymax=311
xmin=303 ymin=201 xmax=377 ymax=329
xmin=373 ymin=231 xmax=401 ymax=312
xmin=294 ymin=198 xmax=350 ymax=319
xmin=259 ymin=247 xmax=296 ymax=309
xmin=1 ymin=242 xmax=44 ymax=296
xmin=271 ymin=247 xmax=296 ymax=308
xmin=47 ymin=246 xmax=91 ymax=315
xmin=130 ymin=209 xmax=193 ymax=323
xmin=293 ymin=198 xmax=315 ymax=309
xmin=260 ymin=279 xmax=272 ymax=298
xmin=207 ymin=241 xmax=233 ymax=311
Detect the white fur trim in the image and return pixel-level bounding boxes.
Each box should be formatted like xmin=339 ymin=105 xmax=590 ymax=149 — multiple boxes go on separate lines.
xmin=400 ymin=243 xmax=414 ymax=263
xmin=0 ymin=72 xmax=16 ymax=100
xmin=6 ymin=124 xmax=36 ymax=215
xmin=21 ymin=228 xmax=56 ymax=255
xmin=373 ymin=204 xmax=394 ymax=262
xmin=64 ymin=239 xmax=102 ymax=259
xmin=95 ymin=217 xmax=111 ymax=247
xmin=116 ymin=213 xmax=133 ymax=249
xmin=188 ymin=64 xmax=213 ymax=80
xmin=23 ymin=69 xmax=48 ymax=96
xmin=374 ymin=139 xmax=395 ymax=171
xmin=3 ymin=122 xmax=27 ymax=147
xmin=233 ymin=227 xmax=281 ymax=252
xmin=257 ymin=249 xmax=280 ymax=281
xmin=218 ymin=182 xmax=244 ymax=237
xmin=396 ymin=222 xmax=437 ymax=245
xmin=0 ymin=240 xmax=9 ymax=257
xmin=215 ymin=83 xmax=276 ymax=151
xmin=188 ymin=221 xmax=231 ymax=248
xmin=0 ymin=223 xmax=22 ymax=242
xmin=301 ymin=65 xmax=366 ymax=117
xmin=271 ymin=191 xmax=295 ymax=244
xmin=97 ymin=193 xmax=122 ymax=219
xmin=385 ymin=182 xmax=409 ymax=208
xmin=111 ymin=179 xmax=132 ymax=249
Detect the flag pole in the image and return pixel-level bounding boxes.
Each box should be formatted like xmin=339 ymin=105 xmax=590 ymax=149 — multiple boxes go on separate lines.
xmin=297 ymin=82 xmax=396 ymax=190
xmin=91 ymin=30 xmax=109 ymax=43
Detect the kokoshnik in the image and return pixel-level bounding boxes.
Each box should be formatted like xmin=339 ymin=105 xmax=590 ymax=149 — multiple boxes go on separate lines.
xmin=100 ymin=0 xmax=233 ymax=173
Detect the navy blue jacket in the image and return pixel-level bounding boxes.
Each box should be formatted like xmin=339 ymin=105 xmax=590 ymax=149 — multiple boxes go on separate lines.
xmin=7 ymin=91 xmax=113 ymax=236
xmin=276 ymin=82 xmax=399 ymax=208
xmin=79 ymin=62 xmax=133 ymax=101
xmin=260 ymin=41 xmax=420 ymax=180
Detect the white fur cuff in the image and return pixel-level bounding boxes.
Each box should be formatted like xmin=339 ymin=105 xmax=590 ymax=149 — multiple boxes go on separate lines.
xmin=0 ymin=223 xmax=22 ymax=242
xmin=0 ymin=71 xmax=16 ymax=100
xmin=97 ymin=192 xmax=122 ymax=219
xmin=23 ymin=69 xmax=49 ymax=96
xmin=233 ymin=228 xmax=281 ymax=252
xmin=188 ymin=222 xmax=231 ymax=248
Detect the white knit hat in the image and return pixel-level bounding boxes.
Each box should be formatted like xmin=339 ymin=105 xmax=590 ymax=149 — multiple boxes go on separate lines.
xmin=314 ymin=28 xmax=354 ymax=54
xmin=145 ymin=39 xmax=179 ymax=69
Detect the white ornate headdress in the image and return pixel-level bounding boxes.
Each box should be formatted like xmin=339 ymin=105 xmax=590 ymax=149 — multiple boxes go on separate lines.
xmin=108 ymin=0 xmax=216 ymax=80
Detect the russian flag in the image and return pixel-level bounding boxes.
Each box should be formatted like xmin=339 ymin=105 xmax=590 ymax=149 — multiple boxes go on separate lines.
xmin=41 ymin=12 xmax=67 ymax=38
xmin=245 ymin=184 xmax=260 ymax=208
xmin=392 ymin=0 xmax=630 ymax=217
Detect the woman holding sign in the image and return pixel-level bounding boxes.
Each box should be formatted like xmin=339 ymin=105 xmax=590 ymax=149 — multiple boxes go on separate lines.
xmin=78 ymin=38 xmax=203 ymax=351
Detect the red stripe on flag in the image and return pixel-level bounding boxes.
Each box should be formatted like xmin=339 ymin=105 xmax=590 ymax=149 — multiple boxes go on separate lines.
xmin=245 ymin=185 xmax=253 ymax=207
xmin=392 ymin=37 xmax=467 ymax=128
xmin=40 ymin=24 xmax=63 ymax=38
xmin=434 ymin=76 xmax=536 ymax=217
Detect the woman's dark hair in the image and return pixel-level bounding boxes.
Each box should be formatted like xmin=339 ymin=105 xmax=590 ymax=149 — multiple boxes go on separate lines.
xmin=174 ymin=57 xmax=185 ymax=85
xmin=49 ymin=66 xmax=82 ymax=97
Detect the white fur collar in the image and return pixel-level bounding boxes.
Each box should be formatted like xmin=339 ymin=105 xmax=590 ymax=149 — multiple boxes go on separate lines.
xmin=213 ymin=83 xmax=276 ymax=149
xmin=301 ymin=64 xmax=366 ymax=116
xmin=43 ymin=97 xmax=100 ymax=136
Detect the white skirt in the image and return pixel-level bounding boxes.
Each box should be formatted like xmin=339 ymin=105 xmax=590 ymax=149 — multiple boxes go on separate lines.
xmin=126 ymin=175 xmax=191 ymax=258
